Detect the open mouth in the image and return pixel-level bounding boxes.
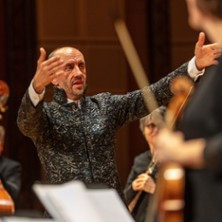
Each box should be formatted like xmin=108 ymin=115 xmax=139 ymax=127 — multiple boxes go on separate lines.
xmin=72 ymin=80 xmax=84 ymax=90
xmin=72 ymin=79 xmax=83 ymax=86
xmin=74 ymin=81 xmax=83 ymax=85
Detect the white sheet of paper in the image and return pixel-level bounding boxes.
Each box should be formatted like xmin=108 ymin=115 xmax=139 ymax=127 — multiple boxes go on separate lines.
xmin=33 ymin=184 xmax=65 ymax=222
xmin=33 ymin=181 xmax=135 ymax=222
xmin=87 ymin=189 xmax=134 ymax=222
xmin=0 ymin=217 xmax=55 ymax=222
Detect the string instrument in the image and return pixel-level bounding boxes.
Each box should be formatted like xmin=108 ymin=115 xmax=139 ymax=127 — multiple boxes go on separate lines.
xmin=128 ymin=77 xmax=193 ymax=220
xmin=0 ymin=80 xmax=9 ymax=120
xmin=0 ymin=179 xmax=14 ymax=214
xmin=128 ymin=159 xmax=158 ymax=213
xmin=0 ymin=80 xmax=15 ymax=214
xmin=149 ymin=76 xmax=194 ymax=222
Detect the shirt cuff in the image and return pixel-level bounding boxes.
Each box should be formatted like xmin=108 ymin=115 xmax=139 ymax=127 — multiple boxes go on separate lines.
xmin=28 ymin=81 xmax=45 ymax=107
xmin=188 ymin=57 xmax=205 ymax=81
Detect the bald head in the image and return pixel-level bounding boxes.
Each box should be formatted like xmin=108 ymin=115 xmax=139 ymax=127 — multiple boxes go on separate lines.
xmin=49 ymin=47 xmax=84 ymax=60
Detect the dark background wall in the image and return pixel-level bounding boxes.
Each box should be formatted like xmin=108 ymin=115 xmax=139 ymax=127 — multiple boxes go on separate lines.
xmin=0 ymin=0 xmax=199 ymax=211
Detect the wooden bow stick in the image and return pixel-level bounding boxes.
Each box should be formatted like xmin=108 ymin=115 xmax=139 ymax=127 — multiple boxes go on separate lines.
xmin=114 ymin=18 xmax=159 ymax=113
xmin=113 ymin=16 xmax=164 ymax=214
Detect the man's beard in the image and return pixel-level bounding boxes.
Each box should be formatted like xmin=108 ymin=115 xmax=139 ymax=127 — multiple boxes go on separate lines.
xmin=71 ymin=84 xmax=88 ymax=99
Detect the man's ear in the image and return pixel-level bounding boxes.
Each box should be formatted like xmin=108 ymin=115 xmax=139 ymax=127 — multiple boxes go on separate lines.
xmin=51 ymin=79 xmax=58 ymax=86
xmin=52 ymin=71 xmax=65 ymax=88
xmin=51 ymin=79 xmax=62 ymax=89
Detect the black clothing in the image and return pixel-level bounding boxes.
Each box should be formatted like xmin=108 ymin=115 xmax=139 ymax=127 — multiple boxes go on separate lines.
xmin=178 ymin=59 xmax=222 ymax=222
xmin=124 ymin=151 xmax=155 ymax=222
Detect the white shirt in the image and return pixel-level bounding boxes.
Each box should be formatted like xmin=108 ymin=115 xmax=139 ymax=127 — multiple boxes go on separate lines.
xmin=188 ymin=56 xmax=205 ymax=81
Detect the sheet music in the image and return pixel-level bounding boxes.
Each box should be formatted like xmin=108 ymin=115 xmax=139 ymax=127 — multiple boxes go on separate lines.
xmin=0 ymin=217 xmax=55 ymax=222
xmin=87 ymin=189 xmax=134 ymax=222
xmin=33 ymin=184 xmax=66 ymax=222
xmin=33 ymin=181 xmax=134 ymax=222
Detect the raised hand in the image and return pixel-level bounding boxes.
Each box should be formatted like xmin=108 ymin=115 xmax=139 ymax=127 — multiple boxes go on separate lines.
xmin=195 ymin=32 xmax=222 ymax=70
xmin=33 ymin=48 xmax=64 ymax=93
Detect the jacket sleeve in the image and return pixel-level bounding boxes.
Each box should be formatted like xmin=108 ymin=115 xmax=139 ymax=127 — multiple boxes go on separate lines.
xmin=17 ymin=90 xmax=49 ymax=140
xmin=147 ymin=61 xmax=189 ymax=107
xmin=108 ymin=62 xmax=189 ymax=127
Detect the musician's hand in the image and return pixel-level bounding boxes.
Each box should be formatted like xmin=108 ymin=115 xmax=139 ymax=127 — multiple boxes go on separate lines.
xmin=195 ymin=32 xmax=222 ymax=70
xmin=33 ymin=48 xmax=64 ymax=93
xmin=154 ymin=129 xmax=206 ymax=168
xmin=132 ymin=173 xmax=156 ymax=193
xmin=142 ymin=174 xmax=156 ymax=193
xmin=154 ymin=129 xmax=185 ymax=164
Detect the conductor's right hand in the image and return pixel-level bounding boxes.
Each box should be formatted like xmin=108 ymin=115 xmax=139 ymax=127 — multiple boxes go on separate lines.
xmin=33 ymin=48 xmax=64 ymax=94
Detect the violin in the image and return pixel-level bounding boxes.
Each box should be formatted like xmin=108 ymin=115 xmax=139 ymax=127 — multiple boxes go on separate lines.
xmin=151 ymin=76 xmax=194 ymax=222
xmin=128 ymin=159 xmax=158 ymax=214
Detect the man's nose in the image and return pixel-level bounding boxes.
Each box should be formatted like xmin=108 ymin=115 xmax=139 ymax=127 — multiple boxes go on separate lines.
xmin=71 ymin=66 xmax=83 ymax=77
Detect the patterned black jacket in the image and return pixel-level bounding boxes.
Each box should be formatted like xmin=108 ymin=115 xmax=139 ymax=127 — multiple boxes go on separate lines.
xmin=17 ymin=62 xmax=188 ymax=199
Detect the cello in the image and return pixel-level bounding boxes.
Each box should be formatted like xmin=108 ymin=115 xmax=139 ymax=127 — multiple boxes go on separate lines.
xmin=0 ymin=80 xmax=15 ymax=214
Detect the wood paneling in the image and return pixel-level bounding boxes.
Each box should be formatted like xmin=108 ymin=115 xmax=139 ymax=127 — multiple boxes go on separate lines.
xmin=0 ymin=1 xmax=6 ymax=80
xmin=37 ymin=0 xmax=81 ymax=40
xmin=3 ymin=0 xmax=40 ymax=211
xmin=170 ymin=0 xmax=199 ymax=68
xmin=86 ymin=46 xmax=127 ymax=94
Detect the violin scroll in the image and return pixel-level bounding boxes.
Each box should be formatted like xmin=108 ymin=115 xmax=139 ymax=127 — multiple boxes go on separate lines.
xmin=0 ymin=80 xmax=10 ymax=119
xmin=166 ymin=76 xmax=194 ymax=130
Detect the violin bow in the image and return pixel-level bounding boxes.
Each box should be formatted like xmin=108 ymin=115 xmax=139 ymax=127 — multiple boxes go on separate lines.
xmin=113 ymin=15 xmax=163 ymax=215
xmin=114 ymin=17 xmax=159 ymax=113
xmin=114 ymin=15 xmax=188 ymax=222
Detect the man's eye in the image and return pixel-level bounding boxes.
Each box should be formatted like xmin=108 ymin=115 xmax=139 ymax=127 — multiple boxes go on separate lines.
xmin=79 ymin=63 xmax=85 ymax=70
xmin=65 ymin=64 xmax=74 ymax=71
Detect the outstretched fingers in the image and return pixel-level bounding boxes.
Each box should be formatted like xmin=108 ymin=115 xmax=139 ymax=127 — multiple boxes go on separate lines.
xmin=33 ymin=48 xmax=65 ymax=91
xmin=37 ymin=48 xmax=47 ymax=65
xmin=195 ymin=32 xmax=205 ymax=50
